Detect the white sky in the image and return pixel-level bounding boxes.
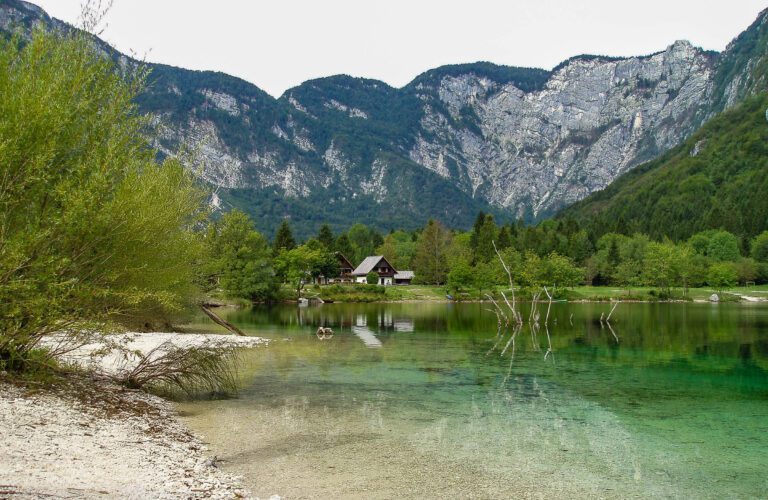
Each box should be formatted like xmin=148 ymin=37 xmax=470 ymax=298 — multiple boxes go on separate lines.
xmin=31 ymin=0 xmax=768 ymax=97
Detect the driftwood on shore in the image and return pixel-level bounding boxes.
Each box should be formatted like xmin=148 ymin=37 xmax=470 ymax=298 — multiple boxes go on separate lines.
xmin=200 ymin=305 xmax=246 ymax=336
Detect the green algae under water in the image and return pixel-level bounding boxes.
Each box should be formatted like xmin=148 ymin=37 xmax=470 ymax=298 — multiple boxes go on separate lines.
xmin=178 ymin=303 xmax=768 ymax=499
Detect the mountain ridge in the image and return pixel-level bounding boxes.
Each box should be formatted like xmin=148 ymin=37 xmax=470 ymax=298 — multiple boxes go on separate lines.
xmin=2 ymin=0 xmax=767 ymax=238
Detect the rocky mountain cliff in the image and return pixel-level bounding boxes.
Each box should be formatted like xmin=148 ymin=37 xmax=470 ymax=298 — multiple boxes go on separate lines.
xmin=558 ymin=92 xmax=768 ymax=241
xmin=2 ymin=0 xmax=767 ymax=237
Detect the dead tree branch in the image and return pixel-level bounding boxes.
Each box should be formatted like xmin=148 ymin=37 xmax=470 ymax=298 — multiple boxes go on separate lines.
xmin=200 ymin=305 xmax=246 ymax=337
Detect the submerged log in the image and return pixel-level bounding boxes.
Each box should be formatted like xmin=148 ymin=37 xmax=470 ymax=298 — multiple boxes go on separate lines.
xmin=316 ymin=327 xmax=334 ymax=339
xmin=200 ymin=305 xmax=246 ymax=337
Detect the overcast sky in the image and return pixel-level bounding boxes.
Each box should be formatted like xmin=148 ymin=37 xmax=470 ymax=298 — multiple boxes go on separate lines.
xmin=31 ymin=0 xmax=768 ymax=97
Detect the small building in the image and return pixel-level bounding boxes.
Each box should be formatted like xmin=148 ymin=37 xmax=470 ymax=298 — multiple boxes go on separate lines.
xmin=317 ymin=252 xmax=355 ymax=284
xmin=334 ymin=252 xmax=355 ymax=283
xmin=352 ymin=255 xmax=397 ymax=285
xmin=394 ymin=270 xmax=415 ymax=285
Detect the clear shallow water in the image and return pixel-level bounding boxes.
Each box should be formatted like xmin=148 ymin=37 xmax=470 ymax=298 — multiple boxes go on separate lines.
xmin=179 ymin=303 xmax=768 ymax=499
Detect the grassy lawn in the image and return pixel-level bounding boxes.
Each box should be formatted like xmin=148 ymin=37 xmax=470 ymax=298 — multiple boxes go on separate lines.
xmin=308 ymin=284 xmax=763 ymax=303
xmin=384 ymin=285 xmax=449 ymax=301
xmin=208 ymin=284 xmax=766 ymax=306
xmin=560 ymin=285 xmax=750 ymax=302
xmin=304 ymin=284 xmax=449 ymax=302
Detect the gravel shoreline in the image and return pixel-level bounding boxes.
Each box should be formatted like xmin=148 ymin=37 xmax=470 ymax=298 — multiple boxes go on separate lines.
xmin=0 ymin=332 xmax=271 ymax=499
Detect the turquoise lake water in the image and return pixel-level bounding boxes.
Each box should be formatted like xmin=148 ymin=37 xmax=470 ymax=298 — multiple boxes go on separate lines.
xmin=179 ymin=302 xmax=768 ymax=499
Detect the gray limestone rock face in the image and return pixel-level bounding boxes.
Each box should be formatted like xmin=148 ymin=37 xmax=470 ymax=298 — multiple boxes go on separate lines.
xmin=409 ymin=41 xmax=716 ymax=218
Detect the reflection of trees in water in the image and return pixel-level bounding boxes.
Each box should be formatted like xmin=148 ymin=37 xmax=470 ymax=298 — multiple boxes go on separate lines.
xmin=224 ymin=302 xmax=768 ymax=371
xmin=486 ymin=286 xmax=621 ymax=377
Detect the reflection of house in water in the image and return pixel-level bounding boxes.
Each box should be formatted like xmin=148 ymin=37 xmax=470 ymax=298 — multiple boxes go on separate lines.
xmin=355 ymin=311 xmax=414 ymax=333
xmin=355 ymin=314 xmax=367 ymax=327
xmin=352 ymin=314 xmax=382 ymax=348
xmin=350 ymin=312 xmax=413 ymax=347
xmin=376 ymin=311 xmax=414 ymax=333
xmin=352 ymin=325 xmax=382 ymax=348
xmin=393 ymin=319 xmax=414 ymax=333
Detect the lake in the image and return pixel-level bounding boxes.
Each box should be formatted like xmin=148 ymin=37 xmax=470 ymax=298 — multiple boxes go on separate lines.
xmin=178 ymin=302 xmax=768 ymax=499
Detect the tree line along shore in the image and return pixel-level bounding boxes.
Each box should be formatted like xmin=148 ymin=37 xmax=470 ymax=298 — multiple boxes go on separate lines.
xmin=208 ymin=211 xmax=768 ymax=305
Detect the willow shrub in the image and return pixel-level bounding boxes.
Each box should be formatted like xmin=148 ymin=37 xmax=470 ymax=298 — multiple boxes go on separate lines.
xmin=0 ymin=29 xmax=207 ymax=372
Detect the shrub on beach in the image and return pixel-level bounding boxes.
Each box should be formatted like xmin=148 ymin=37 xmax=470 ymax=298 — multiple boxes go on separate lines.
xmin=0 ymin=29 xmax=207 ymax=373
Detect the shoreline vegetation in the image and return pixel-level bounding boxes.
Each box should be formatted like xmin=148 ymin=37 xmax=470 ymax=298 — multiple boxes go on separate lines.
xmin=0 ymin=24 xmax=275 ymax=499
xmin=0 ymin=332 xmax=270 ymax=499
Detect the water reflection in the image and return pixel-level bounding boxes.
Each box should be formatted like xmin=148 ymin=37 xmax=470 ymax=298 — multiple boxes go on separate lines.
xmin=351 ymin=325 xmax=382 ymax=348
xmin=181 ymin=302 xmax=768 ymax=499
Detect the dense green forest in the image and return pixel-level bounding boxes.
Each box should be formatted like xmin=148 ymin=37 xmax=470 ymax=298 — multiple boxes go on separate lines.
xmin=560 ymin=93 xmax=768 ymax=241
xmin=205 ymin=208 xmax=768 ymax=305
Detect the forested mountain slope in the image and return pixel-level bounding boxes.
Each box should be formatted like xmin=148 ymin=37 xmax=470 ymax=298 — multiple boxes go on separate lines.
xmin=2 ymin=0 xmax=767 ymax=238
xmin=558 ymin=93 xmax=768 ymax=241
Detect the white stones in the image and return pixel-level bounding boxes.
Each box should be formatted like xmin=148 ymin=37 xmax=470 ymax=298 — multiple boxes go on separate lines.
xmin=0 ymin=381 xmax=257 ymax=499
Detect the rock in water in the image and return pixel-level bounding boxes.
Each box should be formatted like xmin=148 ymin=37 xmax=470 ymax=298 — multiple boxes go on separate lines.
xmin=709 ymin=293 xmax=720 ymax=302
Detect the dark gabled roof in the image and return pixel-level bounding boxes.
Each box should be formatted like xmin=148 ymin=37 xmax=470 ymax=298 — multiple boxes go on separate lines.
xmin=335 ymin=252 xmax=354 ymax=269
xmin=352 ymin=255 xmax=397 ymax=276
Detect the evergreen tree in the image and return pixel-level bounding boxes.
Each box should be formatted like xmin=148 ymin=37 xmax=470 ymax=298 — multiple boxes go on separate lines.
xmin=317 ymin=224 xmax=335 ymax=249
xmin=334 ymin=234 xmax=355 ymax=261
xmin=273 ymin=219 xmax=296 ymax=255
xmin=474 ymin=215 xmax=499 ymax=263
xmin=347 ymin=223 xmax=379 ymax=264
xmin=567 ymin=230 xmax=594 ymax=263
xmin=469 ymin=211 xmax=486 ymax=251
xmin=496 ymin=226 xmax=512 ymax=250
xmin=607 ymin=239 xmax=621 ymax=266
xmin=413 ymin=220 xmax=452 ymax=285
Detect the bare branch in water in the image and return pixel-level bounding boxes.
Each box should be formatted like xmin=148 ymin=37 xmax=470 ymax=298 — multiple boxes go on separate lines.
xmin=606 ymin=321 xmax=619 ymax=343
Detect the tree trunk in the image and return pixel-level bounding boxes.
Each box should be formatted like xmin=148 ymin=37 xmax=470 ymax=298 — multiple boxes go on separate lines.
xmin=200 ymin=304 xmax=247 ymax=336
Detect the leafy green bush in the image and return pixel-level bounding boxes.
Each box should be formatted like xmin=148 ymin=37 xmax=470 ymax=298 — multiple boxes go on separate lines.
xmin=0 ymin=29 xmax=206 ymax=373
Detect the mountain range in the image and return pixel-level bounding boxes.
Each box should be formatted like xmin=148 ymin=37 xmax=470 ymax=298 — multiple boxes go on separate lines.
xmin=1 ymin=0 xmax=767 ymax=238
